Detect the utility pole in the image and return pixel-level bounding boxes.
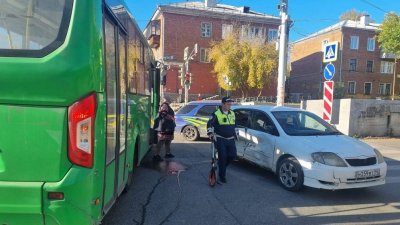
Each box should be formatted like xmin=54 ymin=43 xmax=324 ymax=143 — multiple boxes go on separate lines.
xmin=182 ymin=44 xmax=198 ymax=104
xmin=392 ymin=57 xmax=397 ymax=101
xmin=277 ymin=0 xmax=289 ymax=106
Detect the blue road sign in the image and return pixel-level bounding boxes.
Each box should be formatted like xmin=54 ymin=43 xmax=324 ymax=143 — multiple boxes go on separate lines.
xmin=324 ymin=63 xmax=335 ymax=80
xmin=323 ymin=42 xmax=338 ymax=63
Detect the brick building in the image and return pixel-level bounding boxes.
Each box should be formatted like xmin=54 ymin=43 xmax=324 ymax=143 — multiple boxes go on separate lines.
xmin=288 ymin=15 xmax=399 ymax=102
xmin=144 ymin=0 xmax=280 ymax=101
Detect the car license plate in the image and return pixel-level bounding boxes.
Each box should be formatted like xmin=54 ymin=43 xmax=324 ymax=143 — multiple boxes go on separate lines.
xmin=355 ymin=169 xmax=380 ymax=179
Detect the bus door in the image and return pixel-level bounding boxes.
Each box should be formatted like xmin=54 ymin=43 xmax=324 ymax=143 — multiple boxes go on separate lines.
xmin=103 ymin=16 xmax=128 ymax=213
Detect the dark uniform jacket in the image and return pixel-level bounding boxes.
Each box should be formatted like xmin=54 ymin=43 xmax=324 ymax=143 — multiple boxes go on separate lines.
xmin=207 ymin=106 xmax=236 ymax=138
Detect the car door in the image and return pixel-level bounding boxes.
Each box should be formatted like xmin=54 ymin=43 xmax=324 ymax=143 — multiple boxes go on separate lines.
xmin=234 ymin=109 xmax=252 ymax=157
xmin=244 ymin=110 xmax=278 ymax=168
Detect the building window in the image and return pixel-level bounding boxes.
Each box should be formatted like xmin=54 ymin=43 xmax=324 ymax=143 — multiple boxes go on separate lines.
xmin=200 ymin=48 xmax=210 ymax=63
xmin=380 ymin=61 xmax=394 ymax=74
xmin=250 ymin=26 xmax=261 ymax=38
xmin=349 ymin=59 xmax=357 ymax=71
xmin=379 ymin=83 xmax=391 ymax=95
xmin=201 ymin=22 xmax=212 ymax=37
xmin=350 ymin=36 xmax=359 ymax=50
xmin=364 ymin=82 xmax=372 ymax=95
xmin=241 ymin=25 xmax=249 ymax=38
xmin=241 ymin=25 xmax=265 ymax=39
xmin=319 ymin=82 xmax=324 ymax=93
xmin=367 ymin=38 xmax=375 ymax=51
xmin=366 ymin=60 xmax=373 ymax=72
xmin=222 ymin=24 xmax=233 ymax=39
xmin=347 ymin=81 xmax=356 ymax=94
xmin=268 ymin=29 xmax=278 ymax=42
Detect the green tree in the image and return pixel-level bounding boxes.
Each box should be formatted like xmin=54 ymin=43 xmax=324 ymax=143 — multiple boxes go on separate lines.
xmin=247 ymin=42 xmax=278 ymax=97
xmin=209 ymin=34 xmax=248 ymax=97
xmin=209 ymin=34 xmax=278 ymax=98
xmin=377 ymin=12 xmax=400 ymax=100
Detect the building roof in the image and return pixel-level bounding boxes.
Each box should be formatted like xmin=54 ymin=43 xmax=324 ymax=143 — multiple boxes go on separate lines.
xmin=151 ymin=1 xmax=280 ymax=25
xmin=291 ymin=17 xmax=381 ymax=44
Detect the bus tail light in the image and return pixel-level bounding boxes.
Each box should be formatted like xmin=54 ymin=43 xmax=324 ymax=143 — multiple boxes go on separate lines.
xmin=68 ymin=93 xmax=96 ymax=168
xmin=48 ymin=192 xmax=65 ymax=200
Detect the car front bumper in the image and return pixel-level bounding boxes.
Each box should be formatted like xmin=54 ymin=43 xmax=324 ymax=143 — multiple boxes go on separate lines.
xmin=302 ymin=161 xmax=387 ymax=190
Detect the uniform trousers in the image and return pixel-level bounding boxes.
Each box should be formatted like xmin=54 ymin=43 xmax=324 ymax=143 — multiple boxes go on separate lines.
xmin=215 ymin=137 xmax=237 ymax=179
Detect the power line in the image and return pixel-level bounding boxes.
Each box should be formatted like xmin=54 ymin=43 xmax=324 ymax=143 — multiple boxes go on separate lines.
xmin=291 ymin=28 xmax=307 ymax=38
xmin=359 ymin=0 xmax=388 ymax=13
xmin=293 ymin=18 xmax=337 ymax=23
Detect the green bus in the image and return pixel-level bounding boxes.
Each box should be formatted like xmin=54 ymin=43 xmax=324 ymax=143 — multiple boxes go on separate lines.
xmin=0 ymin=0 xmax=160 ymax=224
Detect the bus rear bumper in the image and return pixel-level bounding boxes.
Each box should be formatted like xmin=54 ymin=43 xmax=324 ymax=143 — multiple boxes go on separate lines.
xmin=0 ymin=181 xmax=44 ymax=225
xmin=42 ymin=167 xmax=102 ymax=225
xmin=0 ymin=167 xmax=102 ymax=225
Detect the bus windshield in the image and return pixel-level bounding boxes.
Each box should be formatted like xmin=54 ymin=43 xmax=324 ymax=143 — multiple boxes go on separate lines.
xmin=0 ymin=0 xmax=71 ymax=55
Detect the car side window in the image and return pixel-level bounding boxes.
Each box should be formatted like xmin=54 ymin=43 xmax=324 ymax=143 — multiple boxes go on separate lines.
xmin=234 ymin=109 xmax=251 ymax=128
xmin=176 ymin=104 xmax=196 ymax=115
xmin=196 ymin=105 xmax=218 ymax=117
xmin=251 ymin=111 xmax=279 ymax=136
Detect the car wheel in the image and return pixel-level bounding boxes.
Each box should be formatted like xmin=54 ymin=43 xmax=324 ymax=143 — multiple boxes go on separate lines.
xmin=182 ymin=125 xmax=199 ymax=141
xmin=277 ymin=157 xmax=304 ymax=191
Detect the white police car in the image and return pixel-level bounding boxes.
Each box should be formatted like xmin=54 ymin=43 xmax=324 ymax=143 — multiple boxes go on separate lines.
xmin=175 ymin=101 xmax=220 ymax=141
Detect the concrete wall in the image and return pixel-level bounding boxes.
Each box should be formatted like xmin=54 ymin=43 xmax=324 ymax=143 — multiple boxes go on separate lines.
xmin=301 ymin=99 xmax=400 ymax=137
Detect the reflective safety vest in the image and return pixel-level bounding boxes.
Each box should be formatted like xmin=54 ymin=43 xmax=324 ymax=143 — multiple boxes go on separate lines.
xmin=214 ymin=109 xmax=235 ymax=125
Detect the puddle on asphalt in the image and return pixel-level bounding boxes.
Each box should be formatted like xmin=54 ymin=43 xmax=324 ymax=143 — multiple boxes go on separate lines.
xmin=142 ymin=159 xmax=187 ymax=175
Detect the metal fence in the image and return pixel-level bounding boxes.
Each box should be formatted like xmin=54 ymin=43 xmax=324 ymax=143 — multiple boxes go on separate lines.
xmin=234 ymin=96 xmax=276 ymax=103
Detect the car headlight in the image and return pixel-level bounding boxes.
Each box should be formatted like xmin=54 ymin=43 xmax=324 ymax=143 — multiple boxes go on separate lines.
xmin=373 ymin=149 xmax=385 ymax=164
xmin=311 ymin=152 xmax=347 ymax=167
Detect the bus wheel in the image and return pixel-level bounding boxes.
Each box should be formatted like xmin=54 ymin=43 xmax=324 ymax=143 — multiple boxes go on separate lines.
xmin=182 ymin=126 xmax=199 ymax=141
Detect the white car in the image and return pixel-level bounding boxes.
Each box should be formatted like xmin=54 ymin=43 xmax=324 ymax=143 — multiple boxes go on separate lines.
xmin=232 ymin=105 xmax=387 ymax=191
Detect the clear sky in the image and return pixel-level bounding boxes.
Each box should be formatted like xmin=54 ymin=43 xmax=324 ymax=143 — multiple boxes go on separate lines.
xmin=126 ymin=0 xmax=400 ymax=42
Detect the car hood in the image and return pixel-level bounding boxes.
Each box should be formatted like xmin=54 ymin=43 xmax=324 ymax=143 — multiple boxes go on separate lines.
xmin=289 ymin=135 xmax=375 ymax=158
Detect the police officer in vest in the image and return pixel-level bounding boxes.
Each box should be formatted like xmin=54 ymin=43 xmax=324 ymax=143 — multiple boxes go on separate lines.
xmin=207 ymin=96 xmax=238 ymax=183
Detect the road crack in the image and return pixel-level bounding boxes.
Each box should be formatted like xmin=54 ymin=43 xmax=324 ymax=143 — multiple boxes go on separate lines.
xmin=159 ymin=170 xmax=185 ymax=225
xmin=139 ymin=176 xmax=166 ymax=225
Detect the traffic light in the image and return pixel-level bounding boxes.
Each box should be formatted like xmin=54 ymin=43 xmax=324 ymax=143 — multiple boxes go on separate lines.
xmin=178 ymin=64 xmax=185 ymax=87
xmin=160 ymin=65 xmax=168 ymax=86
xmin=161 ymin=74 xmax=167 ymax=85
xmin=184 ymin=73 xmax=190 ymax=86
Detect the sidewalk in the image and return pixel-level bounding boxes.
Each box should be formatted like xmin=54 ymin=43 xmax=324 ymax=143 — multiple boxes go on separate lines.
xmin=361 ymin=137 xmax=400 ymax=161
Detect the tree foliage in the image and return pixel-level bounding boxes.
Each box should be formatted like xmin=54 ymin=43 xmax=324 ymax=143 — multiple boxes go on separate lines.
xmin=209 ymin=35 xmax=246 ymax=94
xmin=209 ymin=34 xmax=278 ymax=97
xmin=377 ymin=12 xmax=400 ymax=57
xmin=247 ymin=42 xmax=278 ymax=96
xmin=339 ymin=9 xmax=368 ymax=21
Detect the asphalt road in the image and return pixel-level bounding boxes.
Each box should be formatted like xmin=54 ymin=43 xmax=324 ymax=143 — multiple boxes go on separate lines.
xmin=102 ymin=136 xmax=400 ymax=225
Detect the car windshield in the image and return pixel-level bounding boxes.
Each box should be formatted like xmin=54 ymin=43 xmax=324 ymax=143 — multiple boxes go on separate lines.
xmin=272 ymin=111 xmax=341 ymax=136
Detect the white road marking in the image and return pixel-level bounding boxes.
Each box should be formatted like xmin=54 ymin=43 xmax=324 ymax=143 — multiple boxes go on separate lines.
xmin=280 ymin=202 xmax=400 ymax=218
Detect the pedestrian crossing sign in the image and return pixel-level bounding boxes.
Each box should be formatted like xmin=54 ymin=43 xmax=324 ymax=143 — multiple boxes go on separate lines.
xmin=323 ymin=42 xmax=338 ymax=63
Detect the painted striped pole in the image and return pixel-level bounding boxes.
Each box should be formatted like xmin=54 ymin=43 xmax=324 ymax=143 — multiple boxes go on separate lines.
xmin=323 ymin=81 xmax=334 ymax=122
